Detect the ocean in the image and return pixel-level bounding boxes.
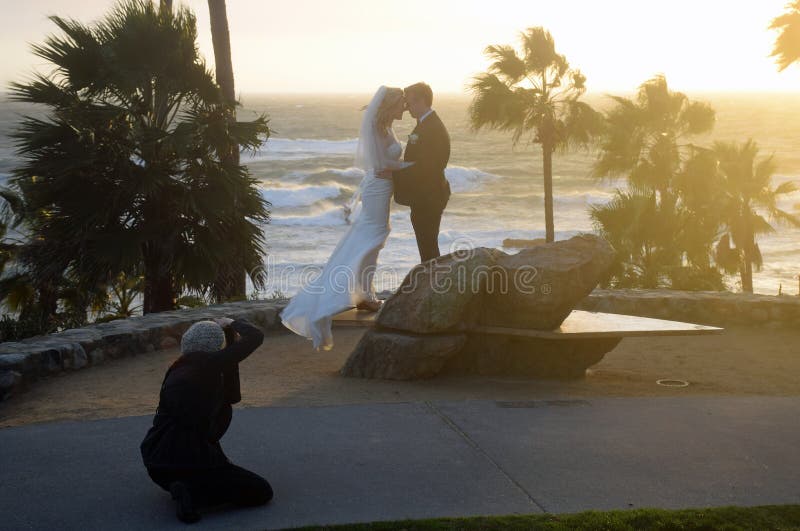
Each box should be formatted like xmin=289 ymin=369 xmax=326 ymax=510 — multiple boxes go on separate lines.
xmin=1 ymin=93 xmax=799 ymax=297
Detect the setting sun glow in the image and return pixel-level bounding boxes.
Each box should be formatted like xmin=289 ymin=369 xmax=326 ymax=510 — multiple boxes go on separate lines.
xmin=2 ymin=0 xmax=799 ymax=94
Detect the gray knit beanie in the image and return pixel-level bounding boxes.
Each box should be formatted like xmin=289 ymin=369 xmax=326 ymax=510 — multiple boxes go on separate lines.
xmin=181 ymin=320 xmax=226 ymax=354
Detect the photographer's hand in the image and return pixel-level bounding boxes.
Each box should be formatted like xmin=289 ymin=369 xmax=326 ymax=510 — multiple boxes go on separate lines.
xmin=207 ymin=318 xmax=265 ymax=370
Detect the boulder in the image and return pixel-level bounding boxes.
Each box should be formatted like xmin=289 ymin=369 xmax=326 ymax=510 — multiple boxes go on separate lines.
xmin=0 ymin=370 xmax=23 ymax=400
xmin=89 ymin=348 xmax=105 ymax=365
xmin=39 ymin=348 xmax=64 ymax=373
xmin=377 ymin=247 xmax=504 ymax=333
xmin=502 ymin=237 xmax=547 ymax=249
xmin=63 ymin=343 xmax=88 ymax=370
xmin=0 ymin=353 xmax=36 ymax=373
xmin=447 ymin=334 xmax=621 ymax=379
xmin=479 ymin=234 xmax=614 ymax=330
xmin=341 ymin=329 xmax=466 ymax=380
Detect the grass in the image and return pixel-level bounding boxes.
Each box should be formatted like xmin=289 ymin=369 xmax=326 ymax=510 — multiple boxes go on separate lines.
xmin=289 ymin=505 xmax=800 ymax=530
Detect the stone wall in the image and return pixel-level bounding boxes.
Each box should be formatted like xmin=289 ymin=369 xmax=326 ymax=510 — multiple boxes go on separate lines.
xmin=0 ymin=301 xmax=285 ymax=400
xmin=2 ymin=289 xmax=798 ymax=400
xmin=577 ymin=289 xmax=800 ymax=329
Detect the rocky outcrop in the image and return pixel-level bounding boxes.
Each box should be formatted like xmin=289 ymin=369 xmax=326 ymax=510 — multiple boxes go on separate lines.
xmin=0 ymin=370 xmax=22 ymax=400
xmin=480 ymin=234 xmax=615 ymax=330
xmin=502 ymin=237 xmax=547 ymax=249
xmin=376 ymin=247 xmax=502 ymax=333
xmin=445 ymin=335 xmax=621 ymax=379
xmin=340 ymin=329 xmax=466 ymax=380
xmin=343 ymin=234 xmax=616 ymax=380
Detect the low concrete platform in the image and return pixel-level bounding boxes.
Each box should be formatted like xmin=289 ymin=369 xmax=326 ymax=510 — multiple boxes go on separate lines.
xmin=1 ymin=396 xmax=798 ymax=530
xmin=335 ymin=309 xmax=723 ymax=379
xmin=333 ymin=308 xmax=723 ymax=339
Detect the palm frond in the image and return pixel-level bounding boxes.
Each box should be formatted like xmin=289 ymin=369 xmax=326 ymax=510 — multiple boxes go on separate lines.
xmin=770 ymin=1 xmax=800 ymax=71
xmin=520 ymin=27 xmax=559 ymax=73
xmin=773 ymin=180 xmax=798 ymax=195
xmin=485 ymin=44 xmax=527 ymax=84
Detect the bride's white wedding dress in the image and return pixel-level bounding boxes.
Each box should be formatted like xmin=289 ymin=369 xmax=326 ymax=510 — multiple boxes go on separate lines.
xmin=280 ymin=87 xmax=409 ymax=350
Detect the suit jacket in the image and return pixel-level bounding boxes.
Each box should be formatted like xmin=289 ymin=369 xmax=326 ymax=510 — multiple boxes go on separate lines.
xmin=393 ymin=111 xmax=451 ymax=211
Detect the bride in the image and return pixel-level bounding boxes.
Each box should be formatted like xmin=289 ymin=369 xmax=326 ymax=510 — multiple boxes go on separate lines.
xmin=280 ymin=86 xmax=411 ymax=350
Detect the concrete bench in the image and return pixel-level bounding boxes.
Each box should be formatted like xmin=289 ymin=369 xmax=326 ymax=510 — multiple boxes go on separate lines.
xmin=334 ymin=309 xmax=723 ymax=378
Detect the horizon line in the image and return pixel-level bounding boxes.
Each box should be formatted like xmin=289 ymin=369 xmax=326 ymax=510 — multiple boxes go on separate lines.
xmin=2 ymin=88 xmax=799 ymax=100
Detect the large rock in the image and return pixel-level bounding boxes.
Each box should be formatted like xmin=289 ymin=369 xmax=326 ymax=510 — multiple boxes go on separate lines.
xmin=340 ymin=329 xmax=466 ymax=380
xmin=446 ymin=334 xmax=621 ymax=379
xmin=0 ymin=370 xmax=22 ymax=400
xmin=479 ymin=234 xmax=614 ymax=330
xmin=377 ymin=247 xmax=503 ymax=333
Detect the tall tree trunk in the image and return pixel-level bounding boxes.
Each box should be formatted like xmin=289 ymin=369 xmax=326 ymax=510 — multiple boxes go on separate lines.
xmin=542 ymin=144 xmax=555 ymax=243
xmin=208 ymin=0 xmax=236 ymax=109
xmin=160 ymin=0 xmax=173 ymax=11
xmin=23 ymin=282 xmax=59 ymax=334
xmin=142 ymin=246 xmax=177 ymax=314
xmin=208 ymin=0 xmax=246 ymax=302
xmin=740 ymin=214 xmax=755 ymax=293
xmin=742 ymin=251 xmax=754 ymax=293
xmin=739 ymin=259 xmax=753 ymax=293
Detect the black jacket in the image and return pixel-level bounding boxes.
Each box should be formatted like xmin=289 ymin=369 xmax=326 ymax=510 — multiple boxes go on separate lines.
xmin=392 ymin=111 xmax=451 ymax=211
xmin=140 ymin=318 xmax=264 ymax=469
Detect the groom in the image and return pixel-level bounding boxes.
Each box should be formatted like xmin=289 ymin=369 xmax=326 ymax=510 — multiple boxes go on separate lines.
xmin=385 ymin=82 xmax=451 ymax=263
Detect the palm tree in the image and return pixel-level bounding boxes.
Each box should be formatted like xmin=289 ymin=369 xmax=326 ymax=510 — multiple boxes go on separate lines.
xmin=592 ymin=76 xmax=717 ymax=287
xmin=207 ymin=0 xmax=246 ymax=301
xmin=590 ymin=189 xmax=682 ymax=288
xmin=710 ymin=140 xmax=800 ymax=292
xmin=594 ymin=75 xmax=715 ymax=212
xmin=9 ymin=0 xmax=271 ymax=314
xmin=770 ymin=1 xmax=800 ymax=71
xmin=468 ymin=27 xmax=602 ymax=242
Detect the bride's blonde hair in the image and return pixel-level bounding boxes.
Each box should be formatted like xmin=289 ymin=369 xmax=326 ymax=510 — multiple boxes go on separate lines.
xmin=375 ymin=87 xmax=403 ymax=134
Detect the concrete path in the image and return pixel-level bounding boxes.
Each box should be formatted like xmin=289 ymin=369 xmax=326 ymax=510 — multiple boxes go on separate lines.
xmin=1 ymin=396 xmax=798 ymax=530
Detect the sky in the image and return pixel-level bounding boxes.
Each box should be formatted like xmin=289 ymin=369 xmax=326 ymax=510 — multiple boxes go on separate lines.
xmin=1 ymin=0 xmax=799 ymax=94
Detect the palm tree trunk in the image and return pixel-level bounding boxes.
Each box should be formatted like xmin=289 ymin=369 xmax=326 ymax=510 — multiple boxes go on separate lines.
xmin=542 ymin=144 xmax=555 ymax=242
xmin=740 ymin=214 xmax=755 ymax=293
xmin=208 ymin=0 xmax=236 ymax=109
xmin=742 ymin=251 xmax=754 ymax=293
xmin=739 ymin=259 xmax=753 ymax=293
xmin=142 ymin=247 xmax=176 ymax=314
xmin=208 ymin=0 xmax=246 ymax=301
xmin=24 ymin=282 xmax=59 ymax=333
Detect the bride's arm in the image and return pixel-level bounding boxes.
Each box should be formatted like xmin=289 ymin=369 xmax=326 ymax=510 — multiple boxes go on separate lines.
xmin=375 ymin=132 xmax=413 ymax=177
xmin=383 ymin=159 xmax=414 ymax=170
xmin=375 ymin=159 xmax=412 ymax=179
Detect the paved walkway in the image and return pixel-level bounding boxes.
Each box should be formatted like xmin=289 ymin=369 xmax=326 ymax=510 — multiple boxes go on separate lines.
xmin=1 ymin=396 xmax=799 ymax=530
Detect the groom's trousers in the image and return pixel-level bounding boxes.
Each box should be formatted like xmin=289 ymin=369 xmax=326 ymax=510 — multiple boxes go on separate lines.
xmin=410 ymin=206 xmax=444 ymax=263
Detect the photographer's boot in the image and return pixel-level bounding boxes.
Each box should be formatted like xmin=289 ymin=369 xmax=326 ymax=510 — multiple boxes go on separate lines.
xmin=170 ymin=481 xmax=200 ymax=524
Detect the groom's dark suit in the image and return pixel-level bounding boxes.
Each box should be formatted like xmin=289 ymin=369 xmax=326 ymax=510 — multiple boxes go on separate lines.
xmin=392 ymin=110 xmax=451 ymax=263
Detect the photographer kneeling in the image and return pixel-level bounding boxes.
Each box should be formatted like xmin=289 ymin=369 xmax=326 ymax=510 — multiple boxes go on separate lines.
xmin=140 ymin=317 xmax=272 ymax=524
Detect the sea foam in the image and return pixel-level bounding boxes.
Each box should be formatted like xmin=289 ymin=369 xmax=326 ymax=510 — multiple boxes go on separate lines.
xmin=260 ymin=183 xmax=345 ymax=208
xmin=244 ymin=137 xmax=358 ymax=162
xmin=270 ymin=204 xmax=349 ymax=226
